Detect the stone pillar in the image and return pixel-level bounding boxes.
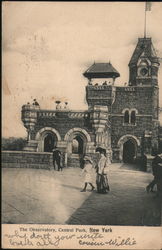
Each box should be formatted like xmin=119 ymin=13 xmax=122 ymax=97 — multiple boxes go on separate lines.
xmin=86 ymin=142 xmax=95 ymax=154
xmin=90 ymin=105 xmax=110 ymax=149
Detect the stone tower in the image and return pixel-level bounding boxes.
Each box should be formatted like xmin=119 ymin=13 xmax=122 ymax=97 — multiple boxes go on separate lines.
xmin=128 ymin=37 xmax=160 ymax=152
xmin=129 ymin=38 xmax=159 ymax=87
xmin=83 ymin=62 xmax=120 ymax=154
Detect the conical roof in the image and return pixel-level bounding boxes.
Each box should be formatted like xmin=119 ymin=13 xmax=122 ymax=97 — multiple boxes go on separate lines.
xmin=129 ymin=38 xmax=159 ymax=65
xmin=83 ymin=62 xmax=120 ymax=79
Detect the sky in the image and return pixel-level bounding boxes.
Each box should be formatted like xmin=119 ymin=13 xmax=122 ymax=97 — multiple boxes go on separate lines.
xmin=2 ymin=1 xmax=162 ymax=138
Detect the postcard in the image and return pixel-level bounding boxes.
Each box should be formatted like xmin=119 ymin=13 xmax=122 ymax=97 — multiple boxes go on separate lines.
xmin=2 ymin=1 xmax=162 ymax=249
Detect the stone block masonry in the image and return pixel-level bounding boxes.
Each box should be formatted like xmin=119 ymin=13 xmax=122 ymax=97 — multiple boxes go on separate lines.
xmin=2 ymin=151 xmax=53 ymax=169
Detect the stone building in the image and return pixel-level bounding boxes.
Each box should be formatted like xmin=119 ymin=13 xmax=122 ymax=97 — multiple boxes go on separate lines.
xmin=21 ymin=37 xmax=161 ymax=167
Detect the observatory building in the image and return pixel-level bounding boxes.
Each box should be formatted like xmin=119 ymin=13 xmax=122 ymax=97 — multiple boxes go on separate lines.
xmin=21 ymin=37 xmax=161 ymax=166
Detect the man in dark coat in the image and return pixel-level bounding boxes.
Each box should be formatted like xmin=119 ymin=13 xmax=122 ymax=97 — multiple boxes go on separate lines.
xmin=146 ymin=151 xmax=162 ymax=194
xmin=140 ymin=153 xmax=147 ymax=172
xmin=52 ymin=147 xmax=61 ymax=171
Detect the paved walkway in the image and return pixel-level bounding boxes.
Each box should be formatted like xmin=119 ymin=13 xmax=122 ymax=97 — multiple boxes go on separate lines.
xmin=2 ymin=164 xmax=161 ymax=226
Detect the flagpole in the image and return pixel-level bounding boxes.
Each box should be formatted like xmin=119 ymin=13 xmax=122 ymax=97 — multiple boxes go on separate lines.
xmin=144 ymin=2 xmax=146 ymax=38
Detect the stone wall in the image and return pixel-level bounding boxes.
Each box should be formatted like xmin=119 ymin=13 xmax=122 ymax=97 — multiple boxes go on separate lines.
xmin=112 ymin=86 xmax=153 ymax=114
xmin=111 ymin=86 xmax=157 ymax=155
xmin=34 ymin=112 xmax=93 ymax=141
xmin=2 ymin=151 xmax=53 ymax=169
xmin=111 ymin=116 xmax=152 ymax=147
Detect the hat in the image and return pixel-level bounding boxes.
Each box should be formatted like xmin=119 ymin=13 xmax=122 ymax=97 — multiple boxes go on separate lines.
xmin=84 ymin=156 xmax=93 ymax=164
xmin=96 ymin=147 xmax=106 ymax=155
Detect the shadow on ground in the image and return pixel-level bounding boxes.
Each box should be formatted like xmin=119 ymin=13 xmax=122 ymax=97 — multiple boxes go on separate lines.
xmin=120 ymin=163 xmax=141 ymax=171
xmin=66 ymin=190 xmax=161 ymax=226
xmin=62 ymin=184 xmax=81 ymax=191
xmin=2 ymin=166 xmax=161 ymax=225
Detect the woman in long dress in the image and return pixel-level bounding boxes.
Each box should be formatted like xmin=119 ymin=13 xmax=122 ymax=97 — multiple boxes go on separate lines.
xmin=96 ymin=148 xmax=110 ymax=194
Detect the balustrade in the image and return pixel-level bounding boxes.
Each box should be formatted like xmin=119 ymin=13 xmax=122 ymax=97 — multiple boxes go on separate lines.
xmin=38 ymin=110 xmax=88 ymax=119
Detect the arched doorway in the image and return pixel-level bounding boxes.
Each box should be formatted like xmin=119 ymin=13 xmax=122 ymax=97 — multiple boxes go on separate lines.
xmin=64 ymin=128 xmax=91 ymax=167
xmin=44 ymin=133 xmax=57 ymax=152
xmin=72 ymin=136 xmax=84 ymax=154
xmin=123 ymin=139 xmax=136 ymax=163
xmin=118 ymin=134 xmax=140 ymax=162
xmin=35 ymin=127 xmax=61 ymax=152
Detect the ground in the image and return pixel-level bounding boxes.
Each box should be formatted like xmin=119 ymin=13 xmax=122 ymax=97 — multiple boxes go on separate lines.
xmin=2 ymin=164 xmax=162 ymax=226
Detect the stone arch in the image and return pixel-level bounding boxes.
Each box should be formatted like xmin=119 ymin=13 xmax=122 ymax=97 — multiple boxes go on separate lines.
xmin=35 ymin=127 xmax=61 ymax=141
xmin=35 ymin=127 xmax=61 ymax=152
xmin=64 ymin=128 xmax=92 ymax=157
xmin=122 ymin=108 xmax=138 ymax=115
xmin=122 ymin=108 xmax=129 ymax=114
xmin=64 ymin=128 xmax=91 ymax=142
xmin=118 ymin=134 xmax=140 ymax=147
xmin=118 ymin=134 xmax=140 ymax=162
xmin=130 ymin=108 xmax=138 ymax=114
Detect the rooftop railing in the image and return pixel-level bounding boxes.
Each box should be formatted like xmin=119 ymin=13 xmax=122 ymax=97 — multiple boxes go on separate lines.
xmin=38 ymin=109 xmax=88 ymax=118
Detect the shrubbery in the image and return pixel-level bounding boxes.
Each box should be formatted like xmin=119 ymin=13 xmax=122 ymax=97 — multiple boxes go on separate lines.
xmin=2 ymin=137 xmax=27 ymax=151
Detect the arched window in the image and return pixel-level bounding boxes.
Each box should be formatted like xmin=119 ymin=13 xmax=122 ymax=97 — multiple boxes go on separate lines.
xmin=124 ymin=110 xmax=129 ymax=124
xmin=130 ymin=110 xmax=136 ymax=125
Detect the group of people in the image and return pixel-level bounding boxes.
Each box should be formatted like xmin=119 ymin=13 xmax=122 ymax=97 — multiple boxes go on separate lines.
xmin=26 ymin=99 xmax=40 ymax=106
xmin=81 ymin=147 xmax=110 ymax=194
xmin=88 ymin=81 xmax=112 ymax=86
xmin=52 ymin=146 xmax=111 ymax=194
xmin=55 ymin=101 xmax=69 ymax=110
xmin=52 ymin=145 xmax=162 ymax=196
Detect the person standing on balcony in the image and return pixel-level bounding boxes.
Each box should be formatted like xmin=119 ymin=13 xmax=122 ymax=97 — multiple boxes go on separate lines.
xmin=33 ymin=99 xmax=39 ymax=106
xmin=64 ymin=102 xmax=69 ymax=110
xmin=55 ymin=101 xmax=61 ymax=110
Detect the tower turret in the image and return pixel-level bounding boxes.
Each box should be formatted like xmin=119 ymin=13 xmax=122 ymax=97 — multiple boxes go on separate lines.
xmin=21 ymin=103 xmax=39 ymax=151
xmin=128 ymin=38 xmax=160 ymax=86
xmin=83 ymin=62 xmax=120 ymax=149
xmin=83 ymin=62 xmax=120 ymax=107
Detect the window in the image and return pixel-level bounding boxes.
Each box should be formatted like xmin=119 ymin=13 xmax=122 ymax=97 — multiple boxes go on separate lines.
xmin=130 ymin=110 xmax=136 ymax=125
xmin=124 ymin=110 xmax=129 ymax=124
xmin=123 ymin=109 xmax=137 ymax=125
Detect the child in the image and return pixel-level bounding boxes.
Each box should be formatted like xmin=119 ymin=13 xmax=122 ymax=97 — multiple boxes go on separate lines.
xmin=80 ymin=156 xmax=95 ymax=192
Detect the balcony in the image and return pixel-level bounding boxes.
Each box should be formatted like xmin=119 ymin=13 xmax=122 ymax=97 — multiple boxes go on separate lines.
xmin=38 ymin=110 xmax=88 ymax=119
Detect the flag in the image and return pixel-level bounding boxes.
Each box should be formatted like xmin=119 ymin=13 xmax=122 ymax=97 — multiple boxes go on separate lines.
xmin=145 ymin=2 xmax=152 ymax=11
